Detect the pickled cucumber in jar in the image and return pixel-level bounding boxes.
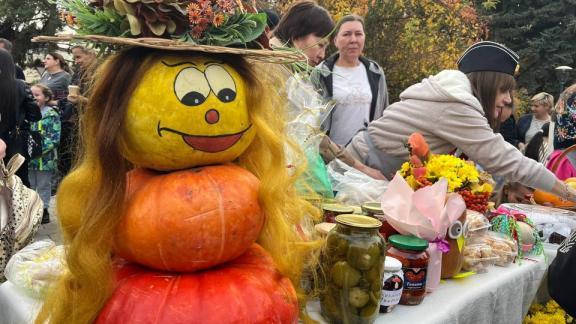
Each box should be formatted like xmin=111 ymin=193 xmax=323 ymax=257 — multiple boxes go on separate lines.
xmin=320 ymin=215 xmax=385 ymax=324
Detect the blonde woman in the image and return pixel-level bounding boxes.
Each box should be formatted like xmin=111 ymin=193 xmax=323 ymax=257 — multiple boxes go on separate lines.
xmin=517 ymin=92 xmax=554 ymax=151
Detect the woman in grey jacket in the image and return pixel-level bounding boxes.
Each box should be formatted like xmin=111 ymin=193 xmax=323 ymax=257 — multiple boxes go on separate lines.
xmin=346 ymin=41 xmax=576 ymax=202
xmin=313 ymin=14 xmax=389 ymax=146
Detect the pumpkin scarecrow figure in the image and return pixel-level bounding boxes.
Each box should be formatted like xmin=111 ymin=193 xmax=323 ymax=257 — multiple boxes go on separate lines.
xmin=34 ymin=1 xmax=320 ymax=323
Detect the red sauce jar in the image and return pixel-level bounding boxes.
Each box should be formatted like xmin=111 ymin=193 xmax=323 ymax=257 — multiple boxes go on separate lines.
xmin=386 ymin=235 xmax=429 ymax=305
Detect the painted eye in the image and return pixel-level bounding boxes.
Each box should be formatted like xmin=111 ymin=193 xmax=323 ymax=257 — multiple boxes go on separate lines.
xmin=205 ymin=65 xmax=237 ymax=103
xmin=448 ymin=221 xmax=463 ymax=239
xmin=174 ymin=67 xmax=210 ymax=106
xmin=217 ymin=88 xmax=236 ymax=103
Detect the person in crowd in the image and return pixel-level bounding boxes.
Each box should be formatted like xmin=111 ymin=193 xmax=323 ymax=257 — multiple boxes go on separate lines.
xmin=345 ymin=41 xmax=576 ymax=202
xmin=0 ymin=49 xmax=41 ymax=187
xmin=313 ymin=14 xmax=389 ymax=146
xmin=0 ymin=38 xmax=25 ymax=80
xmin=0 ymin=139 xmax=6 ymax=159
xmin=553 ymin=84 xmax=576 ymax=150
xmin=69 ymin=45 xmax=97 ymax=105
xmin=543 ymin=84 xmax=576 ymax=180
xmin=261 ymin=8 xmax=280 ymax=39
xmin=499 ymin=115 xmax=518 ymax=146
xmin=40 ymin=52 xmax=72 ymax=101
xmin=516 ymin=92 xmax=553 ymax=152
xmin=55 ymin=45 xmax=98 ymax=186
xmin=548 ymin=230 xmax=576 ymax=318
xmin=524 ymin=122 xmax=551 ymax=164
xmin=270 ymin=0 xmax=334 ymax=67
xmin=29 ymin=84 xmax=61 ymax=224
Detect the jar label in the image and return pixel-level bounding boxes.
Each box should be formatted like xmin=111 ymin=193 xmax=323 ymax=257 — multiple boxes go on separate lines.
xmin=403 ymin=267 xmax=427 ymax=291
xmin=381 ymin=274 xmax=403 ymax=306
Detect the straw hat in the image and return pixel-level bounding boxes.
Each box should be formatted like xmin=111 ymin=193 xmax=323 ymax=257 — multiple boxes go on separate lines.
xmin=32 ymin=0 xmax=305 ymax=64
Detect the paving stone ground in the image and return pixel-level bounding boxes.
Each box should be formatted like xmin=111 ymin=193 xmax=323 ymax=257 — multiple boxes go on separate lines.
xmin=34 ymin=196 xmax=62 ymax=244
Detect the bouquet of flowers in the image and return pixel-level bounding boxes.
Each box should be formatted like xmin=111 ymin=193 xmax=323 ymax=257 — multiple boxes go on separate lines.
xmin=524 ymin=300 xmax=573 ymax=324
xmin=399 ymin=133 xmax=494 ymax=213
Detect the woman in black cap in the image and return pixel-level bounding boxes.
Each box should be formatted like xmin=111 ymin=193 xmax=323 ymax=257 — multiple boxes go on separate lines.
xmin=344 ymin=41 xmax=576 ymax=201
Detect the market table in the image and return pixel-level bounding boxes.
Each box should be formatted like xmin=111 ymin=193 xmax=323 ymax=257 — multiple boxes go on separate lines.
xmin=0 ymin=245 xmax=559 ymax=324
xmin=308 ymin=247 xmax=558 ymax=324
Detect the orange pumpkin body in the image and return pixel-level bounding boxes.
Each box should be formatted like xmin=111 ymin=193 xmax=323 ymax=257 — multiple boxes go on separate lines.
xmin=97 ymin=245 xmax=299 ymax=324
xmin=533 ymin=189 xmax=576 ymax=208
xmin=114 ymin=164 xmax=264 ymax=272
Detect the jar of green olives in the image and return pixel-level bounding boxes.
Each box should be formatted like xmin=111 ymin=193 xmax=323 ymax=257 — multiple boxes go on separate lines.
xmin=321 ymin=214 xmax=386 ymax=324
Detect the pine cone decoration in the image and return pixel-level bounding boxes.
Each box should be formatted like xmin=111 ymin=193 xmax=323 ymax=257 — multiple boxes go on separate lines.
xmin=111 ymin=0 xmax=188 ymax=36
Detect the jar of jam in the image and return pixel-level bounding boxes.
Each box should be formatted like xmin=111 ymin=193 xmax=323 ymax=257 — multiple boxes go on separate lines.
xmin=387 ymin=235 xmax=429 ymax=305
xmin=361 ymin=202 xmax=399 ymax=240
xmin=379 ymin=256 xmax=403 ymax=313
xmin=321 ymin=215 xmax=386 ymax=324
xmin=322 ymin=203 xmax=354 ymax=223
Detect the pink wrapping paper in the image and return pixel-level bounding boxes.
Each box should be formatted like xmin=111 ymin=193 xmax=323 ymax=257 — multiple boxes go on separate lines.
xmin=381 ymin=173 xmax=466 ymax=292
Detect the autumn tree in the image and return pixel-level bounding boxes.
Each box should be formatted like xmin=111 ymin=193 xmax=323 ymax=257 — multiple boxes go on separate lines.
xmin=488 ymin=0 xmax=576 ymax=98
xmin=0 ymin=0 xmax=62 ymax=66
xmin=364 ymin=0 xmax=495 ymax=101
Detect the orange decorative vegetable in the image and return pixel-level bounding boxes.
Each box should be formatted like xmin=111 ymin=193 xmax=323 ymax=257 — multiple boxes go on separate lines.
xmin=97 ymin=245 xmax=299 ymax=324
xmin=114 ymin=164 xmax=264 ymax=272
xmin=533 ymin=189 xmax=576 ymax=208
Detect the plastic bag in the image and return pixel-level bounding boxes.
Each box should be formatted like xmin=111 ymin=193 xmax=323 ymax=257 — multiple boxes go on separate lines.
xmin=285 ymin=74 xmax=335 ymax=198
xmin=327 ymin=158 xmax=389 ymax=205
xmin=4 ymin=239 xmax=66 ymax=298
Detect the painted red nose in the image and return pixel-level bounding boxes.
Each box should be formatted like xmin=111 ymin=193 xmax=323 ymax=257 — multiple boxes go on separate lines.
xmin=205 ymin=109 xmax=220 ymax=124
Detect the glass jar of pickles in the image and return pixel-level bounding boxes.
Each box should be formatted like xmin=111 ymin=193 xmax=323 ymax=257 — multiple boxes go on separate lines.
xmin=387 ymin=235 xmax=429 ymax=306
xmin=321 ymin=214 xmax=386 ymax=324
xmin=322 ymin=203 xmax=355 ymax=223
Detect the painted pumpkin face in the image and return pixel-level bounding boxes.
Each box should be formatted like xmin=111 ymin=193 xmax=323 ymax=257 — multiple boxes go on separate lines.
xmin=121 ymin=55 xmax=255 ymax=171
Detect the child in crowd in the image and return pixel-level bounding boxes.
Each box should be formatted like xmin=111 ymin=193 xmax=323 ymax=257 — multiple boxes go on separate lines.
xmin=29 ymin=84 xmax=61 ymax=224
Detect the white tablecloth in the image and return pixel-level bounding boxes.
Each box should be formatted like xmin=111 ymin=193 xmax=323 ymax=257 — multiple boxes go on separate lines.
xmin=309 ymin=250 xmax=557 ymax=324
xmin=0 ymin=246 xmax=559 ymax=324
xmin=0 ymin=282 xmax=42 ymax=324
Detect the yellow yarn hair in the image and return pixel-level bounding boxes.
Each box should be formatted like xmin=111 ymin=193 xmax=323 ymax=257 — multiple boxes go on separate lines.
xmin=36 ymin=48 xmax=321 ymax=323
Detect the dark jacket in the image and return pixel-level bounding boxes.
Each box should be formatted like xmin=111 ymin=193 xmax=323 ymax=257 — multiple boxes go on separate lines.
xmin=312 ymin=53 xmax=389 ymax=136
xmin=516 ymin=114 xmax=532 ymax=145
xmin=1 ymin=80 xmax=41 ymax=186
xmin=500 ymin=116 xmax=519 ymax=147
xmin=548 ymin=231 xmax=576 ymax=317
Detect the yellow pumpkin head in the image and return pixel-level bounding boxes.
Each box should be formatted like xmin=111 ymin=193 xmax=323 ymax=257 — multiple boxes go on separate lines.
xmin=121 ymin=55 xmax=256 ymax=170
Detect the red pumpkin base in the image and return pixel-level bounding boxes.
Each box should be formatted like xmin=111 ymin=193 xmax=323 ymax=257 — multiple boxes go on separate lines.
xmin=97 ymin=244 xmax=299 ymax=324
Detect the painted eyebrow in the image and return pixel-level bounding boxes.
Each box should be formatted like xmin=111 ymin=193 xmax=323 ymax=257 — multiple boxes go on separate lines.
xmin=161 ymin=61 xmax=197 ymax=67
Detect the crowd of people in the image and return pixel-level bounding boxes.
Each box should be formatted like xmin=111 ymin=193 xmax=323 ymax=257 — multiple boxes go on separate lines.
xmin=0 ymin=0 xmax=575 ymax=318
xmin=0 ymin=38 xmax=97 ymax=224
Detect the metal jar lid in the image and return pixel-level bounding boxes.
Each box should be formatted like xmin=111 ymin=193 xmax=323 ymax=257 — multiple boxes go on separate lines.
xmin=362 ymin=202 xmax=383 ymax=214
xmin=384 ymin=256 xmax=403 ymax=272
xmin=322 ymin=203 xmax=355 ymax=213
xmin=388 ymin=234 xmax=429 ymax=251
xmin=335 ymin=214 xmax=382 ymax=229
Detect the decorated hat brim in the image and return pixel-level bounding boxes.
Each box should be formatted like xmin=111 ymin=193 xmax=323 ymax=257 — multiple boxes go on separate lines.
xmin=32 ymin=35 xmax=306 ymax=64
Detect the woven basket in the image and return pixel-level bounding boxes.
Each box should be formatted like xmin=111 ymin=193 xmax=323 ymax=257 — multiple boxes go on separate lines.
xmin=32 ymin=35 xmax=306 ymax=64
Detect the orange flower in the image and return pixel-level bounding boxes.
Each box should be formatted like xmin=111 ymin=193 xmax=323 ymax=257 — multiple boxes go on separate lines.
xmin=203 ymin=6 xmax=213 ymax=20
xmin=188 ymin=9 xmax=202 ymax=24
xmin=407 ymin=132 xmax=430 ymax=159
xmin=191 ymin=25 xmax=206 ymax=38
xmin=212 ymin=13 xmax=225 ymax=27
xmin=187 ymin=2 xmax=200 ymax=13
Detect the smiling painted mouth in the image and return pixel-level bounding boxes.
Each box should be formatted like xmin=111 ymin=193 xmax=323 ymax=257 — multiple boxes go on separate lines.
xmin=157 ymin=122 xmax=252 ymax=153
